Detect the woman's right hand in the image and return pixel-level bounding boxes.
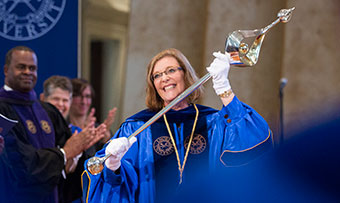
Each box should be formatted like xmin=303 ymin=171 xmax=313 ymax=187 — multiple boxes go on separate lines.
xmin=105 ymin=137 xmax=137 ymax=171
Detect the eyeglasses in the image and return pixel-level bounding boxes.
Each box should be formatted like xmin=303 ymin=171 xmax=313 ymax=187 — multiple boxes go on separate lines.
xmin=152 ymin=67 xmax=183 ymax=81
xmin=73 ymin=94 xmax=92 ymax=100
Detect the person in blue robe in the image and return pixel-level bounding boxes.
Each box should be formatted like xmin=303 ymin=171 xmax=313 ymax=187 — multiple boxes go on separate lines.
xmin=82 ymin=48 xmax=272 ymax=203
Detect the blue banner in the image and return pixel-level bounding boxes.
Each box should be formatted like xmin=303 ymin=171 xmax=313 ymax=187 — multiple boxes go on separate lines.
xmin=0 ymin=0 xmax=79 ymax=94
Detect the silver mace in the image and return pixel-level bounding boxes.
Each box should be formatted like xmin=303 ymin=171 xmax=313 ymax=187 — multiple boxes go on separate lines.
xmin=87 ymin=7 xmax=295 ymax=175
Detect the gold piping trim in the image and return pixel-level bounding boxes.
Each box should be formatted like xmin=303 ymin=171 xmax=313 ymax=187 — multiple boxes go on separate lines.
xmin=81 ymin=170 xmax=91 ymax=203
xmin=220 ymin=129 xmax=272 ymax=166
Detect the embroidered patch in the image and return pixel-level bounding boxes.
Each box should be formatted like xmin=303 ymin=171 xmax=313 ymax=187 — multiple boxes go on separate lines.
xmin=26 ymin=120 xmax=37 ymax=134
xmin=40 ymin=120 xmax=52 ymax=134
xmin=185 ymin=134 xmax=206 ymax=154
xmin=153 ymin=136 xmax=174 ymax=156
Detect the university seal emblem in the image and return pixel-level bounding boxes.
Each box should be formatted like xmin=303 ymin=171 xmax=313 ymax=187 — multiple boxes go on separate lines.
xmin=184 ymin=134 xmax=206 ymax=154
xmin=153 ymin=136 xmax=174 ymax=156
xmin=40 ymin=120 xmax=51 ymax=134
xmin=26 ymin=120 xmax=37 ymax=134
xmin=0 ymin=0 xmax=66 ymax=41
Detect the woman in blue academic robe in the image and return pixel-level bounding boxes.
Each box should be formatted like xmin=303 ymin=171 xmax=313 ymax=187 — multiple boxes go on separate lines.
xmin=82 ymin=48 xmax=272 ymax=203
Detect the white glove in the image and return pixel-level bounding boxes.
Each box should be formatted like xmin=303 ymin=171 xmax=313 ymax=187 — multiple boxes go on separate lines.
xmin=105 ymin=137 xmax=137 ymax=171
xmin=206 ymin=51 xmax=232 ymax=95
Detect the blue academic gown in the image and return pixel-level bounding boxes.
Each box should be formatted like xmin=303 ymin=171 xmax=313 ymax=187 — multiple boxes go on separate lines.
xmin=82 ymin=96 xmax=272 ymax=203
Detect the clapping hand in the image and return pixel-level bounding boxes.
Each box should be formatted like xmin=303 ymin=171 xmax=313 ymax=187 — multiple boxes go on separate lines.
xmin=63 ymin=119 xmax=96 ymax=159
xmin=102 ymin=107 xmax=117 ymax=143
xmin=63 ymin=118 xmax=106 ymax=160
xmin=104 ymin=107 xmax=117 ymax=132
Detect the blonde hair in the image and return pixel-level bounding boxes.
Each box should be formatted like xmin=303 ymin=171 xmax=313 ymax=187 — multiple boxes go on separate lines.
xmin=145 ymin=48 xmax=203 ymax=111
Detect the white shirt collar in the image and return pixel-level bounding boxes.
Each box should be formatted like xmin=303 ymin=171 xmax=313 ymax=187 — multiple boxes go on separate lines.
xmin=4 ymin=85 xmax=13 ymax=91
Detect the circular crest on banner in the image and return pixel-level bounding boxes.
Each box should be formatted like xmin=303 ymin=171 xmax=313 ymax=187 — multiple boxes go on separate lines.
xmin=0 ymin=0 xmax=66 ymax=41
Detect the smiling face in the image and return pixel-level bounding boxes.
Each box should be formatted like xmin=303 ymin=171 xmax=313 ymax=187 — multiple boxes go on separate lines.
xmin=43 ymin=87 xmax=72 ymax=118
xmin=152 ymin=56 xmax=187 ymax=107
xmin=4 ymin=50 xmax=38 ymax=92
xmin=146 ymin=48 xmax=202 ymax=111
xmin=70 ymin=85 xmax=92 ymax=117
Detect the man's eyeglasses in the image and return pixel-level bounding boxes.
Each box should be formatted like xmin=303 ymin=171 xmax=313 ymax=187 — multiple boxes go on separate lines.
xmin=152 ymin=67 xmax=183 ymax=81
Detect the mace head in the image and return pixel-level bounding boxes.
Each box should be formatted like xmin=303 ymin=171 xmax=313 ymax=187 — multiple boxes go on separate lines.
xmin=87 ymin=156 xmax=104 ymax=175
xmin=278 ymin=7 xmax=295 ymax=23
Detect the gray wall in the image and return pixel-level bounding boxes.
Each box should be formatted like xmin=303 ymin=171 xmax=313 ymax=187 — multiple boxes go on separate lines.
xmin=282 ymin=0 xmax=340 ymax=137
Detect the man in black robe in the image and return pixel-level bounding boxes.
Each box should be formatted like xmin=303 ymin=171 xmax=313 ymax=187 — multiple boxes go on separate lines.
xmin=0 ymin=46 xmax=97 ymax=203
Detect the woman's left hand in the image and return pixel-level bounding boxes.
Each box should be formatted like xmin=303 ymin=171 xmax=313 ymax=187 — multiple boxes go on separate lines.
xmin=206 ymin=51 xmax=232 ymax=95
